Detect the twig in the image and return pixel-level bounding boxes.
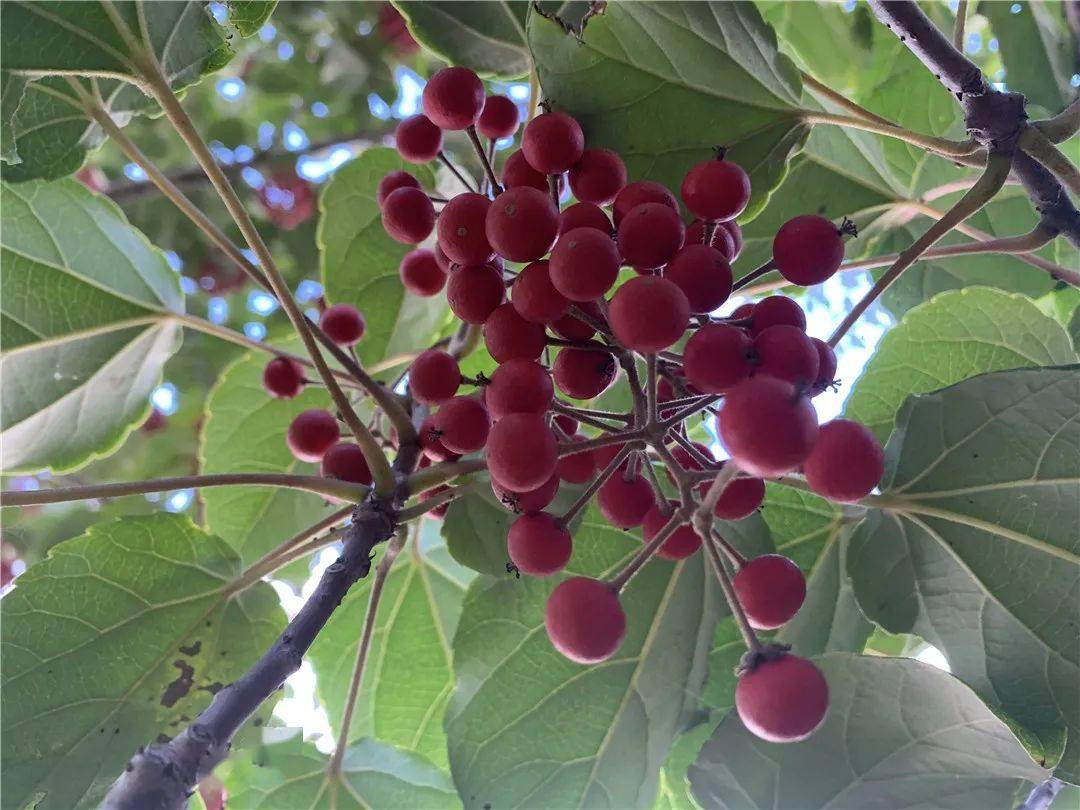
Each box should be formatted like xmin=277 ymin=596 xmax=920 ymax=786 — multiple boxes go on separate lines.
xmin=438 ymin=150 xmax=477 ymax=193
xmin=467 ymin=125 xmax=503 ymax=195
xmin=558 ymin=445 xmax=633 ymax=525
xmin=952 ymin=0 xmax=968 ymax=50
xmin=800 ymin=72 xmax=896 ymax=128
xmin=1019 ymin=125 xmax=1080 ymax=197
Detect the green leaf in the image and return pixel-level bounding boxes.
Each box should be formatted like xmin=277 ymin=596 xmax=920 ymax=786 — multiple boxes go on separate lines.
xmin=0 ymin=178 xmax=183 ymax=473
xmin=845 ymin=287 xmax=1077 ymax=443
xmin=446 ymin=505 xmax=721 ymax=808
xmin=0 ymin=71 xmax=27 ymax=164
xmin=319 ymin=147 xmax=448 ymax=368
xmin=688 ymin=654 xmax=1049 ymax=809
xmin=224 ymin=735 xmax=460 ymax=809
xmin=0 ymin=513 xmax=285 ymax=810
xmin=228 ymin=0 xmax=277 ymax=38
xmin=654 ymin=723 xmax=714 ymax=810
xmin=309 ymin=525 xmax=473 ymax=770
xmin=527 ymin=1 xmax=808 ymax=221
xmin=848 ymin=365 xmax=1080 ymax=781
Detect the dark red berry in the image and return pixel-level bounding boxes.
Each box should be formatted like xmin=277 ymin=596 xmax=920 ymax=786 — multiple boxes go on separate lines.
xmin=549 ymin=227 xmax=620 ymax=302
xmin=713 ymin=477 xmax=766 ymax=520
xmin=477 ymin=94 xmax=519 ymax=140
xmin=568 ymin=148 xmax=626 ymax=205
xmin=501 ymin=148 xmax=549 ymax=192
xmin=616 ymin=203 xmax=685 ymax=271
xmin=774 ymin=215 xmax=844 ymax=286
xmin=320 ymin=442 xmax=373 ymax=486
xmin=320 ymin=303 xmax=365 ymax=346
xmin=597 ymin=471 xmax=653 ymax=529
xmin=612 ymin=180 xmax=678 ymax=227
xmin=492 ymin=472 xmax=560 ymax=514
xmin=287 ymin=409 xmax=340 ymax=462
xmin=663 ymin=244 xmax=733 ymax=313
xmin=446 ymin=262 xmax=505 ymax=324
xmin=809 ymin=338 xmax=838 ymax=396
xmin=511 ymin=260 xmax=569 ymax=324
xmin=382 ymin=186 xmax=435 ymax=244
xmin=400 ymin=248 xmax=447 ymax=297
xmin=685 ymin=218 xmax=737 ymax=261
xmin=485 ymin=186 xmax=558 ymax=263
xmin=484 ymin=303 xmax=547 ymax=362
xmin=435 ymin=396 xmax=490 ymax=454
xmin=554 ymin=414 xmax=579 ymax=435
xmin=434 ymin=243 xmax=454 ymax=274
xmin=609 ymin=276 xmax=690 ymax=352
xmin=419 ymin=414 xmax=460 ymax=463
xmin=508 ymin=512 xmax=572 ymax=576
xmin=681 ymin=158 xmax=750 ymax=222
xmin=263 ymin=356 xmax=305 ymax=399
xmin=485 ymin=359 xmax=553 ymax=418
xmin=409 ymin=349 xmax=460 ymax=404
xmin=730 ymin=302 xmax=755 ymax=320
xmin=736 ymin=654 xmax=828 ymax=742
xmin=423 ymin=66 xmax=484 ymax=130
xmin=750 ymin=295 xmax=806 ymax=336
xmin=545 ymin=577 xmax=626 ymax=663
xmin=522 ymin=111 xmax=584 ymax=174
xmin=752 ymin=325 xmax=820 ymax=387
xmin=553 ymin=348 xmax=617 ymax=400
xmin=487 ymin=413 xmax=558 ymax=491
xmin=377 ymin=170 xmax=420 ymax=206
xmin=719 ymin=377 xmax=818 ymax=476
xmin=557 ymin=435 xmax=596 ymax=484
xmin=803 ymin=419 xmax=884 ymax=502
xmin=558 ymin=202 xmax=612 ymax=236
xmin=438 ymin=192 xmax=493 ymax=265
xmin=721 ymin=220 xmax=744 ymax=260
xmin=395 ymin=115 xmax=443 ymax=163
xmin=642 ymin=502 xmax=702 ymax=560
xmin=733 ymin=554 xmax=806 ymax=629
xmin=593 ymin=442 xmax=626 ymax=470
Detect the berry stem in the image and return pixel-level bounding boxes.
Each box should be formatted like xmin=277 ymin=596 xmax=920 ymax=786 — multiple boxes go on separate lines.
xmin=405 ymin=458 xmax=487 ymax=495
xmin=659 ymin=395 xmax=722 ymax=428
xmin=550 ymin=400 xmax=631 ymax=431
xmin=608 ymin=507 xmax=687 ymax=593
xmin=666 ymin=430 xmax=720 ymax=470
xmin=797 ymin=109 xmax=983 ymax=164
xmin=731 ymin=260 xmax=777 ymax=292
xmin=547 ymin=173 xmax=561 ymax=209
xmin=397 ymin=484 xmax=472 ymax=522
xmin=466 ymin=125 xmax=504 ymax=195
xmin=558 ymin=444 xmax=634 ymax=526
xmin=710 ymin=528 xmax=747 ymax=568
xmin=799 ymin=71 xmax=897 ymax=128
xmin=438 ymin=150 xmax=479 ymax=193
xmin=1032 ymin=98 xmax=1080 ymax=143
xmin=639 ymin=452 xmax=670 ymax=509
xmin=238 ymin=506 xmax=354 ymax=585
xmin=952 ymin=0 xmax=969 ymax=50
xmin=645 ymin=353 xmax=658 ymax=423
xmin=1018 ymin=126 xmax=1080 ymax=196
xmin=700 ymin=524 xmax=762 ymax=653
xmin=692 ymin=461 xmax=741 ymax=539
xmin=558 ymin=429 xmax=645 ymax=458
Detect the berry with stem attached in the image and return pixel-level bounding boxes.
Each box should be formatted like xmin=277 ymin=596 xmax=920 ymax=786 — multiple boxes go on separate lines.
xmin=733 ymin=554 xmax=806 ymax=629
xmin=549 ymin=227 xmax=621 ymax=302
xmin=713 ymin=477 xmax=766 ymax=520
xmin=382 ymin=186 xmax=435 ymax=244
xmin=508 ymin=512 xmax=572 ymax=576
xmin=612 ymin=180 xmax=678 ymax=226
xmin=719 ymin=377 xmax=819 ymax=476
xmin=803 ymin=419 xmax=884 ymax=502
xmin=446 ymin=262 xmax=505 ymax=324
xmin=750 ymin=295 xmax=806 ymax=335
xmin=597 ymin=471 xmax=653 ymax=529
xmin=320 ymin=442 xmax=373 ymax=486
xmin=642 ymin=502 xmax=702 ymax=560
xmin=553 ymin=348 xmax=617 ymax=400
xmin=377 ymin=170 xmax=420 ymax=205
xmin=568 ymin=148 xmax=627 ymax=205
xmin=320 ymin=304 xmax=365 ymax=346
xmin=735 ymin=653 xmax=829 ymax=743
xmin=774 ymin=215 xmax=845 ymax=286
xmin=409 ymin=349 xmax=460 ymax=404
xmin=485 ymin=186 xmax=558 ymax=263
xmin=477 ymin=94 xmax=520 ymax=139
xmin=263 ymin=356 xmax=305 ymax=399
xmin=435 ymin=396 xmax=490 ymax=454
xmin=685 ymin=218 xmax=737 ymax=261
xmin=487 ymin=413 xmax=558 ymax=491
xmin=485 ymin=359 xmax=554 ymax=418
xmin=395 ymin=115 xmax=443 ymax=163
xmin=664 ymin=244 xmax=733 ymax=313
xmin=617 ymin=202 xmax=685 ymax=271
xmin=809 ymin=338 xmax=838 ymax=396
xmin=484 ymin=303 xmax=547 ymax=362
xmin=545 ymin=577 xmax=626 ymax=663
xmin=522 ymin=110 xmax=585 ymax=174
xmin=422 ymin=66 xmax=485 ymax=130
xmin=287 ymin=409 xmax=340 ymax=463
xmin=683 ymin=323 xmax=754 ymax=393
xmin=752 ymin=325 xmax=820 ymax=387
xmin=438 ymin=192 xmax=493 ymax=265
xmin=551 ymin=300 xmax=603 ymax=341
xmin=419 ymin=414 xmax=460 ymax=463
xmin=492 ymin=472 xmax=560 ymax=514
xmin=681 ymin=157 xmax=751 ymax=222
xmin=399 ymin=248 xmax=447 ymax=297
xmin=609 ymin=276 xmax=690 ymax=352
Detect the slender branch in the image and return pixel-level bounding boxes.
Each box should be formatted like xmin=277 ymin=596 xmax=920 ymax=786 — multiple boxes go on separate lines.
xmin=467 ymin=125 xmax=503 ymax=195
xmin=659 ymin=395 xmax=722 ymax=429
xmin=405 ymin=458 xmax=487 ymax=495
xmin=798 ymin=110 xmax=981 ymax=160
xmin=666 ymin=430 xmax=719 ymax=470
xmin=692 ymin=461 xmax=741 ymax=539
xmin=701 ymin=527 xmax=760 ymax=652
xmin=1019 ymin=126 xmax=1080 ymax=197
xmin=710 ymin=528 xmax=747 ymax=568
xmin=608 ymin=508 xmax=686 ymax=592
xmin=558 ymin=430 xmax=645 ymax=458
xmin=558 ymin=445 xmax=633 ymax=525
xmin=1033 ymin=98 xmax=1080 ymax=143
xmin=438 ymin=150 xmax=477 ymax=192
xmin=396 ymin=484 xmax=472 ymax=521
xmin=952 ymin=0 xmax=968 ymax=50
xmin=731 ymin=260 xmax=777 ymax=292
xmin=239 ymin=506 xmax=354 ymax=585
xmin=800 ymin=72 xmax=895 ymax=128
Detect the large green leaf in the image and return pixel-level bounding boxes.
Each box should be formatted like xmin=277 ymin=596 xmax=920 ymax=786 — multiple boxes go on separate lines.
xmin=0 ymin=178 xmax=183 ymax=473
xmin=319 ymin=147 xmax=448 ymax=369
xmin=445 ymin=504 xmax=720 ymax=808
xmin=688 ymin=654 xmax=1049 ymax=809
xmin=527 ymin=1 xmax=808 ymax=221
xmin=0 ymin=514 xmax=285 ymax=810
xmin=309 ymin=525 xmax=473 ymax=771
xmin=848 ymin=366 xmax=1080 ymax=782
xmin=0 ymin=71 xmax=27 ymax=165
xmin=845 ymin=287 xmax=1077 ymax=443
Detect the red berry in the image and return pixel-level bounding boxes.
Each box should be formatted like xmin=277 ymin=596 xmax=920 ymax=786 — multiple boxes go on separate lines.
xmin=774 ymin=215 xmax=844 ymax=286
xmin=669 ymin=441 xmax=712 ymax=475
xmin=597 ymin=471 xmax=653 ymax=529
xmin=382 ymin=186 xmax=435 ymax=244
xmin=616 ymin=203 xmax=685 ymax=271
xmin=752 ymin=325 xmax=820 ymax=387
xmin=568 ymin=148 xmax=626 ymax=205
xmin=685 ymin=219 xmax=737 ymax=261
xmin=593 ymin=442 xmax=627 ymax=471
xmin=320 ymin=442 xmax=373 ymax=486
xmin=485 ymin=359 xmax=553 ymax=418
xmin=320 ymin=304 xmax=365 ymax=346
xmin=492 ymin=472 xmax=560 ymax=514
xmin=642 ymin=502 xmax=701 ymax=560
xmin=508 ymin=512 xmax=572 ymax=576
xmin=501 ymin=149 xmax=549 ymax=192
xmin=733 ymin=554 xmax=806 ymax=629
xmin=438 ymin=192 xmax=493 ymax=265
xmin=551 ymin=300 xmax=603 ymax=341
xmin=419 ymin=414 xmax=460 ymax=463
xmin=434 ymin=243 xmax=454 ymax=274
xmin=549 ymin=227 xmax=620 ymax=302
xmin=522 ymin=111 xmax=584 ymax=174
xmin=553 ymin=348 xmax=617 ymax=400
xmin=719 ymin=377 xmax=819 ymax=476
xmin=736 ymin=654 xmax=828 ymax=743
xmin=485 ymin=186 xmax=558 ymax=262
xmin=803 ymin=419 xmax=884 ymax=502
xmin=423 ymin=66 xmax=484 ymax=130
xmin=684 ymin=324 xmax=754 ymax=393
xmin=730 ymin=302 xmax=755 ymax=320
xmin=663 ymin=244 xmax=733 ymax=313
xmin=420 ymin=484 xmax=451 ymax=519
xmin=484 ymin=303 xmax=547 ymax=362
xmin=399 ymin=248 xmax=447 ymax=297
xmin=681 ymin=158 xmax=750 ymax=222
xmin=436 ymin=396 xmax=490 ymax=454
xmin=713 ymin=477 xmax=766 ymax=520
xmin=263 ymin=356 xmax=305 ymax=399
xmin=511 ymin=260 xmax=569 ymax=324
xmin=721 ymin=220 xmax=744 ymax=260
xmin=395 ymin=115 xmax=443 ymax=163
xmin=809 ymin=338 xmax=838 ymax=396
xmin=409 ymin=349 xmax=460 ymax=404
xmin=287 ymin=409 xmax=340 ymax=463
xmin=554 ymin=414 xmax=579 ymax=435
xmin=558 ymin=202 xmax=612 ymax=236
xmin=545 ymin=577 xmax=626 ymax=663
xmin=446 ymin=262 xmax=505 ymax=323
xmin=487 ymin=413 xmax=558 ymax=491
xmin=557 ymin=435 xmax=596 ymax=484
xmin=609 ymin=276 xmax=690 ymax=352
xmin=377 ymin=170 xmax=420 ymax=206
xmin=612 ymin=180 xmax=678 ymax=227
xmin=477 ymin=94 xmax=519 ymax=140
xmin=750 ymin=295 xmax=806 ymax=336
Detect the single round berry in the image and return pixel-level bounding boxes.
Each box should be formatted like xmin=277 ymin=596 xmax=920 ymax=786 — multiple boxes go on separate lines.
xmin=568 ymin=148 xmax=627 ymax=205
xmin=263 ymin=356 xmax=305 ymax=399
xmin=422 ymin=66 xmax=484 ymax=130
xmin=399 ymin=248 xmax=447 ymax=297
xmin=545 ymin=577 xmax=626 ymax=664
xmin=713 ymin=477 xmax=766 ymax=520
xmin=477 ymin=94 xmax=520 ymax=140
xmin=752 ymin=325 xmax=820 ymax=387
xmin=750 ymin=295 xmax=806 ymax=336
xmin=681 ymin=158 xmax=751 ymax=222
xmin=287 ymin=409 xmax=340 ymax=463
xmin=487 ymin=413 xmax=558 ymax=491
xmin=522 ymin=110 xmax=585 ymax=174
xmin=419 ymin=414 xmax=460 ymax=463
xmin=684 ymin=324 xmax=754 ymax=394
xmin=485 ymin=186 xmax=558 ymax=263
xmin=377 ymin=170 xmax=420 ymax=206
xmin=492 ymin=472 xmax=560 ymax=514
xmin=663 ymin=244 xmax=733 ymax=313
xmin=435 ymin=396 xmax=490 ymax=454
xmin=809 ymin=338 xmax=838 ymax=396
xmin=617 ymin=203 xmax=685 ymax=271
xmin=721 ymin=220 xmax=744 ymax=260
xmin=501 ymin=148 xmax=549 ymax=192
xmin=557 ymin=435 xmax=597 ymax=484
xmin=409 ymin=349 xmax=460 ymax=404
xmin=484 ymin=303 xmax=547 ymax=363
xmin=446 ymin=262 xmax=505 ymax=324
xmin=320 ymin=442 xmax=373 ymax=486
xmin=685 ymin=218 xmax=737 ymax=261
xmin=320 ymin=304 xmax=365 ymax=346
xmin=730 ymin=302 xmax=755 ymax=321
xmin=508 ymin=512 xmax=572 ymax=576
xmin=609 ymin=276 xmax=690 ymax=352
xmin=551 ymin=300 xmax=603 ymax=341
xmin=558 ymin=202 xmax=612 ymax=236
xmin=774 ymin=215 xmax=845 ymax=286
xmin=382 ymin=186 xmax=436 ymax=244
xmin=642 ymin=502 xmax=702 ymax=560
xmin=733 ymin=554 xmax=806 ymax=629
xmin=803 ymin=419 xmax=884 ymax=502
xmin=553 ymin=348 xmax=617 ymax=400
xmin=549 ymin=227 xmax=621 ymax=302
xmin=612 ymin=180 xmax=678 ymax=226
xmin=485 ymin=359 xmax=553 ymax=418
xmin=597 ymin=472 xmax=653 ymax=529
xmin=511 ymin=260 xmax=569 ymax=324
xmin=719 ymin=377 xmax=819 ymax=477
xmin=434 ymin=243 xmax=454 ymax=273
xmin=736 ymin=653 xmax=829 ymax=743
xmin=395 ymin=115 xmax=443 ymax=163
xmin=438 ymin=192 xmax=493 ymax=265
